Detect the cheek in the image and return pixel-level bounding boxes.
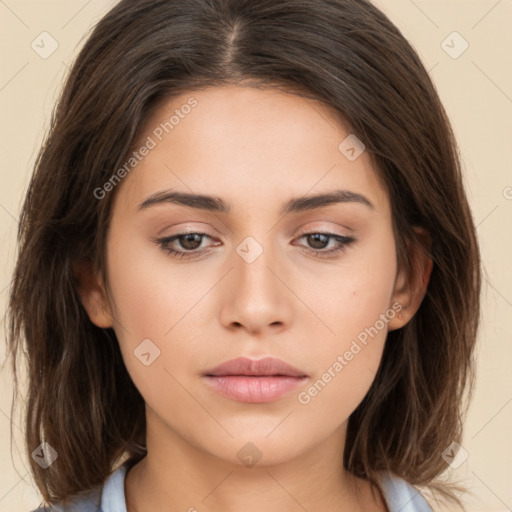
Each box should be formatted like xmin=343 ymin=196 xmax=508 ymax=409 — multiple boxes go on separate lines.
xmin=293 ymin=230 xmax=397 ymax=410
xmin=104 ymin=232 xmax=217 ymax=396
xmin=298 ymin=226 xmax=398 ymax=345
xmin=105 ymin=231 xmax=202 ymax=334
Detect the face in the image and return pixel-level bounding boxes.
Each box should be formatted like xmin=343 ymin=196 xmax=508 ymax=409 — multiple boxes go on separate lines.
xmin=81 ymin=84 xmax=419 ymax=467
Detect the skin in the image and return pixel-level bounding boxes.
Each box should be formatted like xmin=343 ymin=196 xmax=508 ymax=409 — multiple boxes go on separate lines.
xmin=76 ymin=84 xmax=432 ymax=512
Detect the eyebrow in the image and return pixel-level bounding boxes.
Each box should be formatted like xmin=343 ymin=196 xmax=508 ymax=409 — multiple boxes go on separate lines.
xmin=138 ymin=188 xmax=374 ymax=215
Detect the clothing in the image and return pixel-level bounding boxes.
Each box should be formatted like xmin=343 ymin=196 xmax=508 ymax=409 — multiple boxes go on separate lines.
xmin=31 ymin=460 xmax=433 ymax=512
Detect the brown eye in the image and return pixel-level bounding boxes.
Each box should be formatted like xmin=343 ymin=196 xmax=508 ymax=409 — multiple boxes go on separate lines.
xmin=177 ymin=233 xmax=204 ymax=250
xmin=154 ymin=232 xmax=217 ymax=260
xmin=294 ymin=232 xmax=356 ymax=258
xmin=305 ymin=233 xmax=330 ymax=250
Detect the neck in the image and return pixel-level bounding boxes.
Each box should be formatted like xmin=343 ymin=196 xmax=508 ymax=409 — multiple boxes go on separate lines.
xmin=124 ymin=411 xmax=387 ymax=512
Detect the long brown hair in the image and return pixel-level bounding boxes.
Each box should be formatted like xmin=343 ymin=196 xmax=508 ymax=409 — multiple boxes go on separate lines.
xmin=6 ymin=0 xmax=481 ymax=508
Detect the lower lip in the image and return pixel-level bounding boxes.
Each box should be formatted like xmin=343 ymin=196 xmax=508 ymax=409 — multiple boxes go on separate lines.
xmin=203 ymin=375 xmax=308 ymax=403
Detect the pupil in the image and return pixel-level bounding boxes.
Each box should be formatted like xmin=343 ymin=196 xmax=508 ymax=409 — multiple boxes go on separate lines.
xmin=308 ymin=234 xmax=328 ymax=249
xmin=181 ymin=233 xmax=201 ymax=250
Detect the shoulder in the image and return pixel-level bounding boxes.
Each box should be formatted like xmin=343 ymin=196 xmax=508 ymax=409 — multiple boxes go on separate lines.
xmin=28 ymin=487 xmax=100 ymax=512
xmin=29 ymin=461 xmax=130 ymax=512
xmin=376 ymin=472 xmax=433 ymax=512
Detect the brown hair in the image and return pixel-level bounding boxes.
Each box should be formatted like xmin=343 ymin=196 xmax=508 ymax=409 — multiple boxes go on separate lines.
xmin=5 ymin=0 xmax=481 ymax=508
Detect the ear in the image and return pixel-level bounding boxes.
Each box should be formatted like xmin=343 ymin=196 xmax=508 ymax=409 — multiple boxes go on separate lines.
xmin=72 ymin=259 xmax=114 ymax=328
xmin=388 ymin=227 xmax=433 ymax=331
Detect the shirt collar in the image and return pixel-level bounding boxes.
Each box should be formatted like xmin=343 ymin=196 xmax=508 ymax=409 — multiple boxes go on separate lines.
xmin=100 ymin=461 xmax=130 ymax=512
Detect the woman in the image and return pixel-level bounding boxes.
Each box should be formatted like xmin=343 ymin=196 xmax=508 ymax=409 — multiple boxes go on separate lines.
xmin=6 ymin=0 xmax=481 ymax=510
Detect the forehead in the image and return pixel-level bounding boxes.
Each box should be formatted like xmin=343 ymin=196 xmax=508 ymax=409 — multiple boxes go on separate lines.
xmin=111 ymin=85 xmax=390 ymax=217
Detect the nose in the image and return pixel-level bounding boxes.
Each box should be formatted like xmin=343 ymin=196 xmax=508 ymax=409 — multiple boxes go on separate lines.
xmin=219 ymin=236 xmax=293 ymax=335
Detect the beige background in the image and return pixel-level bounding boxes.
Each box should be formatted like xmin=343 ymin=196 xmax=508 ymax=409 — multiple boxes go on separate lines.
xmin=1 ymin=1 xmax=511 ymax=510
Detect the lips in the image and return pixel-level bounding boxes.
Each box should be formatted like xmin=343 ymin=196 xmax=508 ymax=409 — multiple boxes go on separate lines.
xmin=202 ymin=357 xmax=309 ymax=403
xmin=204 ymin=356 xmax=308 ymax=378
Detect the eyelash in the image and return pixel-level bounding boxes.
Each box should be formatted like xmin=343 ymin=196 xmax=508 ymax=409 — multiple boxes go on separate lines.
xmin=154 ymin=231 xmax=356 ymax=260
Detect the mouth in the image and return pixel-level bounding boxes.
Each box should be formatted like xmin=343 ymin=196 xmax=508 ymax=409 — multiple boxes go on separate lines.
xmin=202 ymin=356 xmax=309 ymax=403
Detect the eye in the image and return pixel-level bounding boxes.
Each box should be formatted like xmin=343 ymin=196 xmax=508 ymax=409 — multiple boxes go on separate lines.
xmin=294 ymin=232 xmax=355 ymax=258
xmin=154 ymin=232 xmax=218 ymax=260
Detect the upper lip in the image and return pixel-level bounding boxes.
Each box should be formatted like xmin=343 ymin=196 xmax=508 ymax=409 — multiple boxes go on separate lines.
xmin=204 ymin=357 xmax=308 ymax=378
